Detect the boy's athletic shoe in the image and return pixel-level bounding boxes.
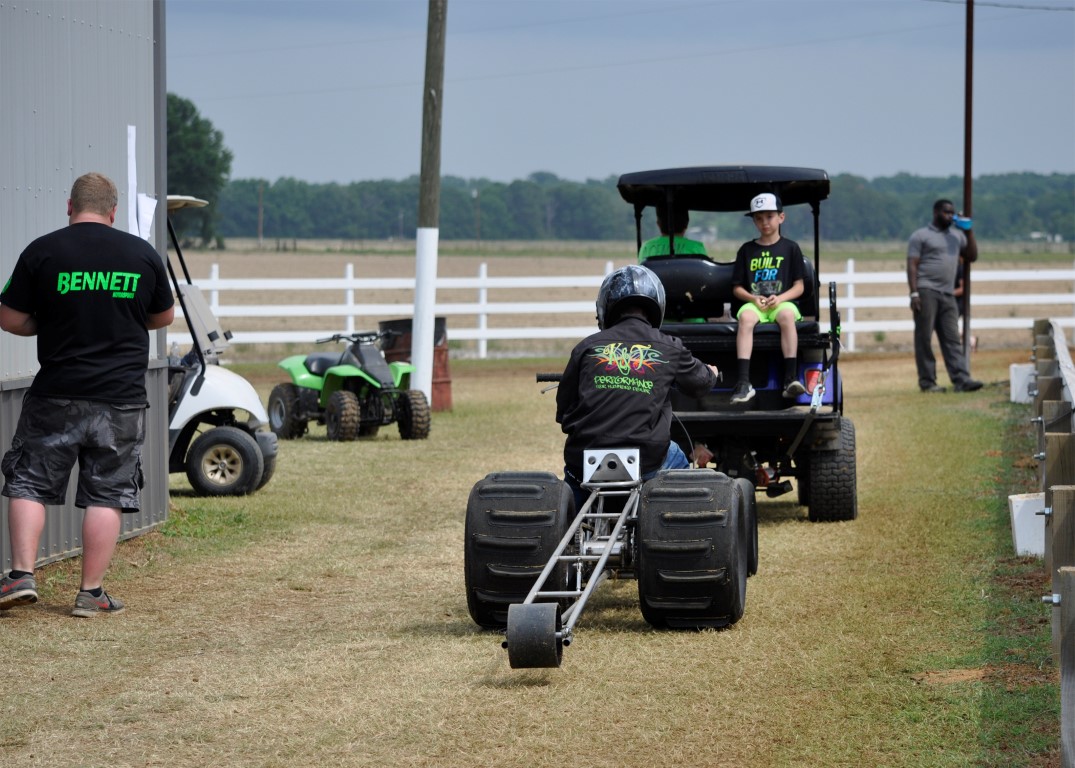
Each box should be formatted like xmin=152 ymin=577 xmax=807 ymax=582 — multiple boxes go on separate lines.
xmin=71 ymin=590 xmax=125 ymax=618
xmin=730 ymin=381 xmax=755 ymax=404
xmin=0 ymin=573 xmax=38 ymax=610
xmin=783 ymin=379 xmax=807 ymax=399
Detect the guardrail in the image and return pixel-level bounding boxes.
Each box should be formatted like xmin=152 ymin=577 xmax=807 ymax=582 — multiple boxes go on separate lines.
xmin=1023 ymin=319 xmax=1075 ymax=764
xmin=165 ymin=259 xmax=1075 ymax=357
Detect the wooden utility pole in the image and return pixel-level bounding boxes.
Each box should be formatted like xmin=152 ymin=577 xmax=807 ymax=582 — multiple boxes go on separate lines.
xmin=412 ymin=0 xmax=447 ymax=405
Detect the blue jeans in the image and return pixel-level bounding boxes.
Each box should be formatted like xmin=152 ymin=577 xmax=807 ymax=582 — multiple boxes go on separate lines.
xmin=565 ymin=442 xmax=688 ymax=511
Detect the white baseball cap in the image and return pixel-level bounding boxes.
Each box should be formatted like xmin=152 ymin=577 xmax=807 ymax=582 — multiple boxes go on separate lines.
xmin=746 ymin=192 xmax=783 ymax=216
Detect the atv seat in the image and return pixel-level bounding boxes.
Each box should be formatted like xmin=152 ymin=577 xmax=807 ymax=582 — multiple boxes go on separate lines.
xmin=304 ymin=352 xmax=343 ymax=377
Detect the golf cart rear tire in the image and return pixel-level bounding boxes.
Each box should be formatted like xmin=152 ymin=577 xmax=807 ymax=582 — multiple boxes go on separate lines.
xmin=464 ymin=472 xmax=573 ymax=630
xmin=267 ymin=383 xmax=305 ymax=439
xmin=185 ymin=426 xmax=265 ymax=496
xmin=326 ymin=390 xmax=360 ymax=441
xmin=637 ymin=469 xmax=747 ymax=629
xmin=397 ymin=389 xmax=431 ymax=440
xmin=807 ymin=418 xmax=858 ymax=522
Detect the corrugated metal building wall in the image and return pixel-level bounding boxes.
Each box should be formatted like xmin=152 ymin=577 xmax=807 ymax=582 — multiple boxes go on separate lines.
xmin=0 ymin=0 xmax=170 ymax=570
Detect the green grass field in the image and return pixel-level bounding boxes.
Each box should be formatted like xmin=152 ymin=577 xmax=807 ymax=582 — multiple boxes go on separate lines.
xmin=0 ymin=347 xmax=1060 ymax=767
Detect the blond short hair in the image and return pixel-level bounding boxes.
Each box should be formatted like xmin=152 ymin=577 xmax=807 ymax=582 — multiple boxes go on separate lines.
xmin=70 ymin=172 xmax=118 ymax=216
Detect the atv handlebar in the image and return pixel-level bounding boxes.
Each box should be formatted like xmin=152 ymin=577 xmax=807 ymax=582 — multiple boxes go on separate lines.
xmin=316 ymin=330 xmax=401 ymax=345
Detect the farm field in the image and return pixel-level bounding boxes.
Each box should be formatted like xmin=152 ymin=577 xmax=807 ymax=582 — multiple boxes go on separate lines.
xmin=0 ymin=346 xmax=1059 ymax=767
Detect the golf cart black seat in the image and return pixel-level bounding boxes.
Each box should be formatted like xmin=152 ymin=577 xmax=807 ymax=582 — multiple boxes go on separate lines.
xmin=643 ymin=255 xmax=735 ymax=321
xmin=305 ymin=352 xmax=342 ymax=376
xmin=645 ymin=255 xmax=819 ymax=346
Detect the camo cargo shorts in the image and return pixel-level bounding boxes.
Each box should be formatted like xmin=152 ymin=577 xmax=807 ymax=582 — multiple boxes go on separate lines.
xmin=1 ymin=395 xmax=146 ymax=513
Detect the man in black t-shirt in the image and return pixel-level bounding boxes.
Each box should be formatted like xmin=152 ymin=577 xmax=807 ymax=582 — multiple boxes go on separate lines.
xmin=0 ymin=172 xmax=174 ymax=618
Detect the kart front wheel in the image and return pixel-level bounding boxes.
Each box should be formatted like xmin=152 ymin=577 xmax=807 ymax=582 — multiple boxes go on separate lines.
xmin=185 ymin=426 xmax=265 ymax=496
xmin=267 ymin=383 xmax=306 ymax=439
xmin=326 ymin=390 xmax=360 ymax=441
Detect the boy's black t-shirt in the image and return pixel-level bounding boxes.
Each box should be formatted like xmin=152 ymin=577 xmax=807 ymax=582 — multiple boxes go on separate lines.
xmin=1 ymin=222 xmax=174 ymax=403
xmin=556 ymin=316 xmax=715 ymax=475
xmin=730 ymin=236 xmax=805 ymax=313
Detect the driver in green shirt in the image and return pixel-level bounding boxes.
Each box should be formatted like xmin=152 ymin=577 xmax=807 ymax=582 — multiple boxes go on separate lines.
xmin=638 ymin=207 xmax=708 ymax=262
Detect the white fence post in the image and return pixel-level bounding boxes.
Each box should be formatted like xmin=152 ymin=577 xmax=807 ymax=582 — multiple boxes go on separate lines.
xmin=210 ymin=263 xmax=221 ymax=311
xmin=479 ymin=262 xmax=488 ymax=360
xmin=845 ymin=259 xmax=855 ymax=353
xmin=345 ymin=263 xmax=355 ymax=334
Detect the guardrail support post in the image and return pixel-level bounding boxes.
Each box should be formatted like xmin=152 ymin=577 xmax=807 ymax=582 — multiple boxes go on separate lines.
xmin=1059 ymin=567 xmax=1075 ymax=767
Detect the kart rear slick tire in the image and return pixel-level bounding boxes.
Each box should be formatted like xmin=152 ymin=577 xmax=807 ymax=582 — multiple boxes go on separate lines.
xmin=267 ymin=383 xmax=305 ymax=439
xmin=397 ymin=389 xmax=431 ymax=440
xmin=326 ymin=390 xmax=360 ymax=441
xmin=734 ymin=477 xmax=759 ymax=577
xmin=464 ymin=472 xmax=573 ymax=629
xmin=637 ymin=469 xmax=747 ymax=629
xmin=506 ymin=603 xmax=563 ymax=669
xmin=185 ymin=426 xmax=265 ymax=496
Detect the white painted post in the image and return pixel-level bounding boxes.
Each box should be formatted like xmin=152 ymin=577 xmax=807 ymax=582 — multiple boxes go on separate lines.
xmin=412 ymin=227 xmax=439 ymax=403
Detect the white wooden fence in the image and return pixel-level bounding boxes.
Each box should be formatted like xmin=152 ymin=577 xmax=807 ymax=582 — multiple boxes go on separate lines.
xmin=166 ymin=259 xmax=1075 ymax=357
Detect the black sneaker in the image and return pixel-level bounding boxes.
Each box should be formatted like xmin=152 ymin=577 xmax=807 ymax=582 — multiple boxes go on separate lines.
xmin=920 ymin=384 xmax=947 ymax=394
xmin=71 ymin=590 xmax=125 ymax=618
xmin=783 ymin=380 xmax=806 ymax=399
xmin=0 ymin=573 xmax=38 ymax=610
xmin=954 ymin=379 xmax=983 ymax=392
xmin=730 ymin=381 xmax=755 ymax=404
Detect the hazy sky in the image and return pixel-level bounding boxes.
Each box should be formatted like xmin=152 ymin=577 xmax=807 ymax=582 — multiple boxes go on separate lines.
xmin=166 ymin=0 xmax=1075 ymax=184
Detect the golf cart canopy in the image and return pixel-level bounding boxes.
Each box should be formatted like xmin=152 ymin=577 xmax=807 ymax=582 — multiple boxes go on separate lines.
xmin=616 ymin=165 xmax=830 ymax=213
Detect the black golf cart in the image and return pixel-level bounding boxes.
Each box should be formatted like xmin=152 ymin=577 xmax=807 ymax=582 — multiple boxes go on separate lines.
xmin=617 ymin=166 xmax=857 ymax=522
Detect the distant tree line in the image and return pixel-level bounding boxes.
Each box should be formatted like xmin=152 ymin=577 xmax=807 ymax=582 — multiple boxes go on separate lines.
xmin=215 ymin=171 xmax=1073 ymax=245
xmin=165 ymin=93 xmax=1072 ymax=247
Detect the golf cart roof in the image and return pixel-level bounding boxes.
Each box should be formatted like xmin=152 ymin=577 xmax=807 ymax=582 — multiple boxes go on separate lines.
xmin=166 ymin=195 xmax=208 ymax=212
xmin=617 ymin=165 xmax=830 ymax=213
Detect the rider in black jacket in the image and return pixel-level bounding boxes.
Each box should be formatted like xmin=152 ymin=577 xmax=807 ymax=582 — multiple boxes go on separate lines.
xmin=557 ymin=265 xmax=718 ymax=501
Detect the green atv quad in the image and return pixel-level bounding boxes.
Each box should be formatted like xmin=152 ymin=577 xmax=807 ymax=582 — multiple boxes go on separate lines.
xmin=268 ymin=331 xmax=431 ymax=441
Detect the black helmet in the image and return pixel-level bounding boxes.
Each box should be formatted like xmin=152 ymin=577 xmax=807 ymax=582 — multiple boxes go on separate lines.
xmin=596 ymin=264 xmax=666 ymax=330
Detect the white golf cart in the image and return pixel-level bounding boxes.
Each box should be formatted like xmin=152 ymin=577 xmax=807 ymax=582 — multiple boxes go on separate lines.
xmin=165 ymin=195 xmax=277 ymax=495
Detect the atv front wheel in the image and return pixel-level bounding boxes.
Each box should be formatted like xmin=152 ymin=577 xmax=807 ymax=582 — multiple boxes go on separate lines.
xmin=267 ymin=383 xmax=306 ymax=439
xmin=397 ymin=389 xmax=431 ymax=440
xmin=185 ymin=426 xmax=265 ymax=496
xmin=326 ymin=390 xmax=360 ymax=441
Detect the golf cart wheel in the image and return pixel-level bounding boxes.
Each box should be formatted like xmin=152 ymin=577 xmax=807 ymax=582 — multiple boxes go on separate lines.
xmin=267 ymin=383 xmax=306 ymax=439
xmin=734 ymin=477 xmax=759 ymax=577
xmin=807 ymin=419 xmax=858 ymax=523
xmin=637 ymin=469 xmax=747 ymax=629
xmin=796 ymin=455 xmax=811 ymax=507
xmin=185 ymin=426 xmax=265 ymax=497
xmin=464 ymin=472 xmax=573 ymax=629
xmin=255 ymin=453 xmax=277 ymax=491
xmin=326 ymin=390 xmax=360 ymax=441
xmin=506 ymin=603 xmax=563 ymax=669
xmin=397 ymin=389 xmax=431 ymax=440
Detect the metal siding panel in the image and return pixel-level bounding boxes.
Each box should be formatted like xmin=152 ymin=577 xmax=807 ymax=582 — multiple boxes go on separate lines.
xmin=0 ymin=0 xmax=169 ymax=573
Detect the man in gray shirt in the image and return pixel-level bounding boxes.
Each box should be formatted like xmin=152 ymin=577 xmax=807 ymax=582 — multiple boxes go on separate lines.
xmin=907 ymin=199 xmax=981 ymax=393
